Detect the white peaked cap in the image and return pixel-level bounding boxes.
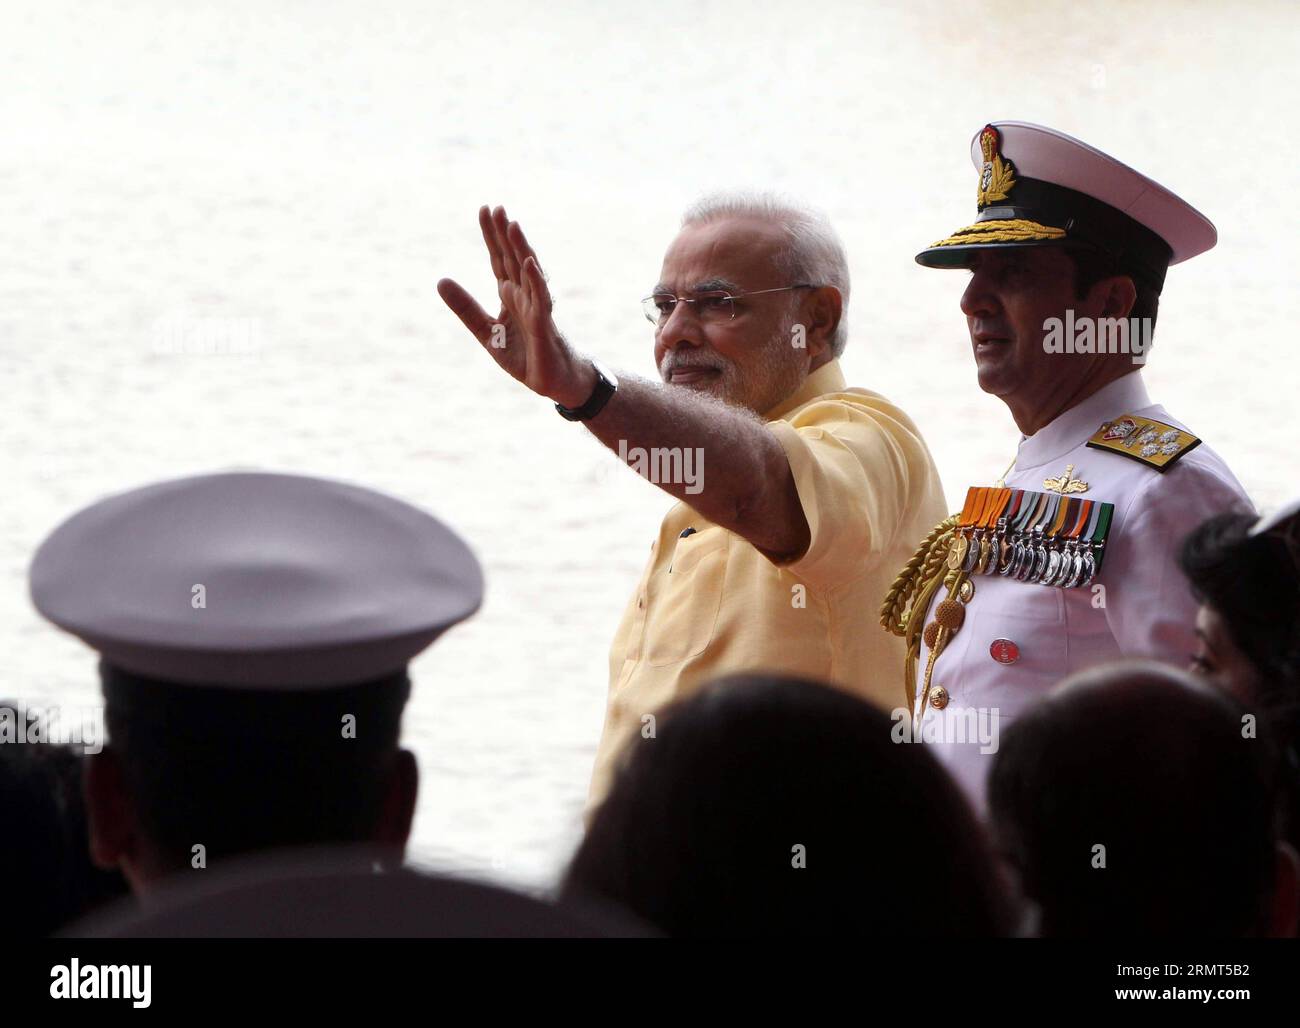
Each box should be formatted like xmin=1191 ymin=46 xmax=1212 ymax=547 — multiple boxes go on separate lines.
xmin=918 ymin=120 xmax=1217 ymax=287
xmin=966 ymin=122 xmax=1217 ymax=264
xmin=30 ymin=471 xmax=484 ymax=688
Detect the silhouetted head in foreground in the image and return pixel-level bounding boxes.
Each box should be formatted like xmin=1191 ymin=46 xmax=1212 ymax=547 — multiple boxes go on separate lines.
xmin=988 ymin=662 xmax=1298 ymax=937
xmin=30 ymin=471 xmax=484 ymax=895
xmin=0 ymin=705 xmax=128 ymax=936
xmin=563 ymin=673 xmax=1015 ymax=937
xmin=86 ymin=665 xmax=417 ymax=893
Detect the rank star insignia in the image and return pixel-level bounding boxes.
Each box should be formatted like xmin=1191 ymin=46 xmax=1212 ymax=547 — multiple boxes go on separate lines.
xmin=1043 ymin=463 xmax=1090 ymax=494
xmin=976 ymin=124 xmax=1017 ymax=209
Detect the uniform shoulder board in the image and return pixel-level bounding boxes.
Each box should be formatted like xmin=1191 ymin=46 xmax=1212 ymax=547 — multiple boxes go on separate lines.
xmin=1085 ymin=413 xmax=1201 ymax=472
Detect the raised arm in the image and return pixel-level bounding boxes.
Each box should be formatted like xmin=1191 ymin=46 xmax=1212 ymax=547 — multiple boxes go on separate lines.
xmin=436 ymin=205 xmax=810 ymax=560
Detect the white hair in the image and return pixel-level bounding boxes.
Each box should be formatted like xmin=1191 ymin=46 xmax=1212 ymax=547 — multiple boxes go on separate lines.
xmin=680 ymin=191 xmax=851 ymax=357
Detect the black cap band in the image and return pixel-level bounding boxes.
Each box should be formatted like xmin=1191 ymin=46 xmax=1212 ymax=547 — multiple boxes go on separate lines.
xmin=976 ymin=176 xmax=1174 ymax=292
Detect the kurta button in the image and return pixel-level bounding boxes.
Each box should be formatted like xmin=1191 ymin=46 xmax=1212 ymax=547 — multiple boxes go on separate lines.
xmin=637 ymin=596 xmax=645 ymax=609
xmin=990 ymin=639 xmax=1020 ymax=664
xmin=929 ymin=685 xmax=949 ymax=710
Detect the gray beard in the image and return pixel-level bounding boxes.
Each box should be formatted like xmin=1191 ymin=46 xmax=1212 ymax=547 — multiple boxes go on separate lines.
xmin=667 ymin=309 xmax=806 ymax=415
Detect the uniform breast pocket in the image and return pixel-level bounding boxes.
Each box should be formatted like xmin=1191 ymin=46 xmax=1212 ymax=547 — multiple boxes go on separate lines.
xmin=644 ymin=529 xmax=728 ymax=667
xmin=962 ymin=578 xmax=1068 ymax=715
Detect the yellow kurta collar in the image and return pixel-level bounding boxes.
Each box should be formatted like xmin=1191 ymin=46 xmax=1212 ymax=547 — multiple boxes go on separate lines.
xmin=763 ymin=359 xmax=847 ymax=423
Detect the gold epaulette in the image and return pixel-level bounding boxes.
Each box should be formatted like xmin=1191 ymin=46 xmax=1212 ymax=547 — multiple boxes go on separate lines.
xmin=1085 ymin=413 xmax=1201 ymax=472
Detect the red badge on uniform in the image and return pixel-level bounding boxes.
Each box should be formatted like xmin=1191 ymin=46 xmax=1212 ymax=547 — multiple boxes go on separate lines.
xmin=990 ymin=639 xmax=1020 ymax=664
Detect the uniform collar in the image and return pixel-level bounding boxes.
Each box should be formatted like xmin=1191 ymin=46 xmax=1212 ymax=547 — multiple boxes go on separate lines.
xmin=763 ymin=359 xmax=846 ymax=422
xmin=1014 ymin=371 xmax=1152 ymax=470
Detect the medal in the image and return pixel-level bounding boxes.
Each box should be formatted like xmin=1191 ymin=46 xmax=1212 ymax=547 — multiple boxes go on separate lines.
xmin=948 ymin=488 xmax=982 ymax=571
xmin=940 ymin=479 xmax=1113 ymax=592
xmin=977 ymin=488 xmax=1012 ymax=575
xmin=1044 ymin=548 xmax=1062 ymax=584
xmin=948 ymin=534 xmax=968 ymax=571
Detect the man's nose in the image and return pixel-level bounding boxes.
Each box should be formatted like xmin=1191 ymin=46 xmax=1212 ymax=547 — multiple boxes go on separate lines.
xmin=960 ymin=269 xmax=1000 ymax=319
xmin=657 ymin=302 xmax=708 ymax=351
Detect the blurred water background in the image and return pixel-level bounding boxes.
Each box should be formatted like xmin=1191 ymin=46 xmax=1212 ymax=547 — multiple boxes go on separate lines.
xmin=2 ymin=0 xmax=1296 ymax=890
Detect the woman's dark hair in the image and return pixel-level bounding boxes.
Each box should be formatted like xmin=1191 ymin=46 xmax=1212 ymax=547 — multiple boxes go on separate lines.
xmin=101 ymin=663 xmax=411 ymax=868
xmin=1180 ymin=512 xmax=1300 ymax=710
xmin=1180 ymin=511 xmax=1300 ymax=863
xmin=562 ymin=673 xmax=1016 ymax=937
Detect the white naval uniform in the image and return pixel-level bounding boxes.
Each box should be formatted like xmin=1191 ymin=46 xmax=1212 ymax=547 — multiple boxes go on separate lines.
xmin=912 ymin=372 xmax=1253 ymax=814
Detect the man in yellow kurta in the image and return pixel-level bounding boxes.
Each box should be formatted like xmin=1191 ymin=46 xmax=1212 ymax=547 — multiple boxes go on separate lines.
xmin=438 ymin=193 xmax=947 ymax=813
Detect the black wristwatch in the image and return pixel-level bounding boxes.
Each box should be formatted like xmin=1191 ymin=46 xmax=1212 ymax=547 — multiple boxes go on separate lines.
xmin=555 ymin=359 xmax=618 ymax=422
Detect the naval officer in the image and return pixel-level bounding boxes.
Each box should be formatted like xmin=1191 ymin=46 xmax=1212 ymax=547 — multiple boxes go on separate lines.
xmin=881 ymin=122 xmax=1253 ymax=813
xmin=29 ymin=471 xmax=483 ymax=895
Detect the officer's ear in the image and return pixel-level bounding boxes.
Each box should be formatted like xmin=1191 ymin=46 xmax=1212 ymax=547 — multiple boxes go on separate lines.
xmin=373 ymin=748 xmax=419 ymax=857
xmin=1095 ymin=274 xmax=1137 ymax=321
xmin=1266 ymin=841 xmax=1299 ymax=937
xmin=83 ymin=749 xmax=137 ymax=872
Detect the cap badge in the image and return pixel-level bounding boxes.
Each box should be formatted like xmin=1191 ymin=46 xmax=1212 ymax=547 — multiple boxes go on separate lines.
xmin=977 ymin=124 xmax=1017 ymax=209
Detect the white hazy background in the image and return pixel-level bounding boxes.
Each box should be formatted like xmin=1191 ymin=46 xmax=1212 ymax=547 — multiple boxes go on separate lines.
xmin=3 ymin=0 xmax=1297 ymax=890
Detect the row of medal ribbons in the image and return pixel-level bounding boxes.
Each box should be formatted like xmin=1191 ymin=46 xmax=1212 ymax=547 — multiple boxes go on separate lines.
xmin=948 ymin=485 xmax=1115 ymax=589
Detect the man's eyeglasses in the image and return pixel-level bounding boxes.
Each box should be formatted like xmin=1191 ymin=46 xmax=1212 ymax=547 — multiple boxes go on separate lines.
xmin=641 ymin=284 xmax=817 ymax=325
